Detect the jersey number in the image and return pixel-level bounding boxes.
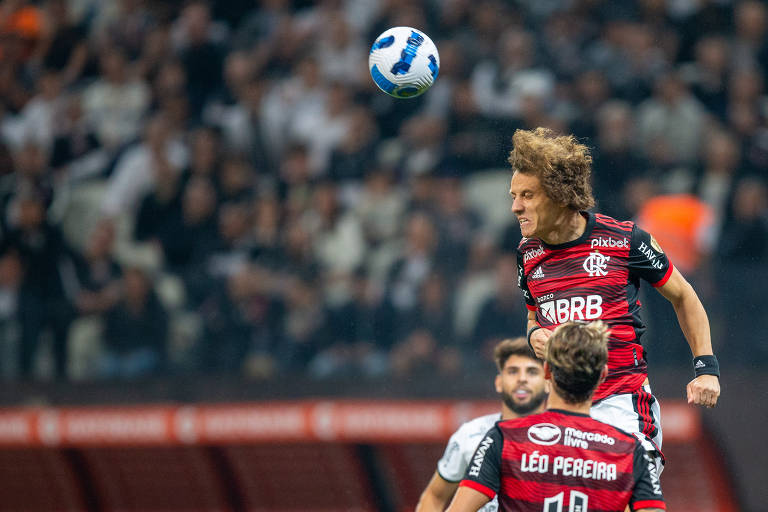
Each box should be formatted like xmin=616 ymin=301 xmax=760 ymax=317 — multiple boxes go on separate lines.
xmin=543 ymin=491 xmax=588 ymax=512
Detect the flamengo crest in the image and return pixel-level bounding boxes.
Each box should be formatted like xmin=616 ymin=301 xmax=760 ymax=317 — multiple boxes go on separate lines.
xmin=583 ymin=252 xmax=610 ymax=277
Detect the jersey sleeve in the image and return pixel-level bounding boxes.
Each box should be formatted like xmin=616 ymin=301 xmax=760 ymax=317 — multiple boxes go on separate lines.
xmin=628 ymin=225 xmax=673 ymax=287
xmin=516 ymin=249 xmax=536 ymax=310
xmin=459 ymin=426 xmax=503 ymax=500
xmin=629 ymin=444 xmax=666 ymax=511
xmin=436 ymin=428 xmax=466 ymax=482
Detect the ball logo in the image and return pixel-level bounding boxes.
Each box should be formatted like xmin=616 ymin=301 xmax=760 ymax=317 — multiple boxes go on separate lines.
xmin=527 ymin=423 xmax=562 ymax=445
xmin=583 ymin=252 xmax=610 ymax=277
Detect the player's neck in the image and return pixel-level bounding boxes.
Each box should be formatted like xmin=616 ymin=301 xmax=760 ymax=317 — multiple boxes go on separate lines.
xmin=545 ymin=392 xmax=592 ymax=416
xmin=501 ymin=404 xmax=521 ymax=420
xmin=539 ymin=210 xmax=587 ymax=246
xmin=501 ymin=403 xmax=545 ymax=420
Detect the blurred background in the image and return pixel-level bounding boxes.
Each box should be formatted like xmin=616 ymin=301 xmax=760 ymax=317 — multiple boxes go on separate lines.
xmin=0 ymin=0 xmax=765 ymax=510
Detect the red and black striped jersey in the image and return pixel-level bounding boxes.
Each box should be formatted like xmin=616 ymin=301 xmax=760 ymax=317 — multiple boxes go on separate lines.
xmin=460 ymin=409 xmax=665 ymax=512
xmin=516 ymin=212 xmax=673 ymax=402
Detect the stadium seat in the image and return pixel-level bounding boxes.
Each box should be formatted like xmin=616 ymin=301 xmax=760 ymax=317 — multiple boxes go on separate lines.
xmin=222 ymin=444 xmax=377 ymax=512
xmin=0 ymin=448 xmax=86 ymax=511
xmin=81 ymin=446 xmax=230 ymax=512
xmin=374 ymin=443 xmax=446 ymax=512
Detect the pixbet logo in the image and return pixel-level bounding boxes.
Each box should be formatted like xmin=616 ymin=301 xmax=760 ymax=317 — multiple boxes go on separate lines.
xmin=583 ymin=252 xmax=610 ymax=277
xmin=539 ymin=295 xmax=603 ymax=323
xmin=524 ymin=246 xmax=545 ymax=262
xmin=590 ymin=237 xmax=629 ymax=249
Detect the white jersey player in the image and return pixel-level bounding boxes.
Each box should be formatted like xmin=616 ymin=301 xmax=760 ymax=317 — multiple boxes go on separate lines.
xmin=416 ymin=338 xmax=548 ymax=512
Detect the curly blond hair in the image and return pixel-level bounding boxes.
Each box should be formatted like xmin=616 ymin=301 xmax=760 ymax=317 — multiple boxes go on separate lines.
xmin=508 ymin=127 xmax=595 ymax=211
xmin=545 ymin=321 xmax=609 ymax=404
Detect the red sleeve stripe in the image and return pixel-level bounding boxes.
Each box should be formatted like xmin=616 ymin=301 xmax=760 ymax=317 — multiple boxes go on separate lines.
xmin=651 ymin=263 xmax=674 ymax=288
xmin=633 ymin=499 xmax=666 ymax=510
xmin=459 ymin=480 xmax=496 ymax=500
xmin=526 ymin=304 xmax=537 ymax=311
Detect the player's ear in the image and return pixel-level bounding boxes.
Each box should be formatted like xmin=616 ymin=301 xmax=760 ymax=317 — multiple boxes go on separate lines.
xmin=543 ymin=361 xmax=552 ymax=380
xmin=597 ymin=364 xmax=608 ymax=386
xmin=494 ymin=374 xmax=502 ymax=393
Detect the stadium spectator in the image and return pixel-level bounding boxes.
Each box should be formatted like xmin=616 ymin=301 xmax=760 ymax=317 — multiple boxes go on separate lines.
xmin=3 ymin=189 xmax=71 ymax=379
xmin=82 ymin=46 xmax=150 ymax=150
xmin=636 ymin=71 xmax=707 ymax=167
xmin=68 ymin=220 xmax=121 ymax=318
xmin=472 ymin=253 xmax=526 ymax=349
xmin=694 ymin=129 xmax=742 ymax=244
xmin=101 ymin=265 xmax=168 ymax=378
xmin=353 ymin=168 xmax=406 ymax=247
xmin=386 ymin=212 xmax=439 ymax=315
xmin=432 ymin=176 xmax=482 ymax=276
xmin=101 ymin=113 xmax=187 ymax=218
xmin=591 ymin=100 xmax=649 ymax=219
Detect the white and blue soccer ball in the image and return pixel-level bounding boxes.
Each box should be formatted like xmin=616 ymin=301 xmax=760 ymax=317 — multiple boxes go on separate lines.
xmin=368 ymin=26 xmax=439 ymax=99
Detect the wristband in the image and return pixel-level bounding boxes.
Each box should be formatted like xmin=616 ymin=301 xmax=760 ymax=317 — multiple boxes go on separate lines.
xmin=693 ymin=355 xmax=720 ymax=378
xmin=526 ymin=326 xmax=542 ymax=352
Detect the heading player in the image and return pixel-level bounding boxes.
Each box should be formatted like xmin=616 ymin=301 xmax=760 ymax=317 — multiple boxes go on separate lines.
xmin=416 ymin=338 xmax=548 ymax=512
xmin=509 ymin=127 xmax=720 ymax=474
xmin=447 ymin=321 xmax=665 ymax=512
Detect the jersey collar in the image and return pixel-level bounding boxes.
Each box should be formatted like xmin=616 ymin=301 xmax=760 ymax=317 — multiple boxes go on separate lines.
xmin=539 ymin=211 xmax=595 ymax=250
xmin=547 ymin=408 xmax=591 ymax=418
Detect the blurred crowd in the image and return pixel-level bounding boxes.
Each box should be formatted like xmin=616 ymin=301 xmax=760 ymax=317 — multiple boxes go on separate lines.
xmin=0 ymin=0 xmax=766 ymax=381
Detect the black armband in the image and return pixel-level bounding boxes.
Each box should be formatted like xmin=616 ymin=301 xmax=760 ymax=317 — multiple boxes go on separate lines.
xmin=693 ymin=355 xmax=720 ymax=378
xmin=527 ymin=326 xmax=542 ymax=352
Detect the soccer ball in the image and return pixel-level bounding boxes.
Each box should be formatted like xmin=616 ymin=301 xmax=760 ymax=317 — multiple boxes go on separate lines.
xmin=368 ymin=26 xmax=439 ymax=99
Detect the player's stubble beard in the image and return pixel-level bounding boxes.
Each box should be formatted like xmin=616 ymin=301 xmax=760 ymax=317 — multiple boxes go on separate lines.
xmin=501 ymin=387 xmax=548 ymax=416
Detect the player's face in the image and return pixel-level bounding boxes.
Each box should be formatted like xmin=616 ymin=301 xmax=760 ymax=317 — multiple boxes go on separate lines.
xmin=496 ymin=355 xmax=548 ymax=416
xmin=509 ymin=172 xmax=559 ymax=239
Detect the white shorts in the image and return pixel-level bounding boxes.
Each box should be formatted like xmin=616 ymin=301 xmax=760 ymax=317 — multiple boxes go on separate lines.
xmin=590 ymin=384 xmax=664 ymax=476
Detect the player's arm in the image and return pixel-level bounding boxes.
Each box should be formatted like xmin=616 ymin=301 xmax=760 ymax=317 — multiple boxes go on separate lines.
xmin=445 ymin=485 xmax=490 ymax=512
xmin=628 ymin=226 xmax=720 ymax=408
xmin=526 ymin=309 xmax=552 ymax=359
xmin=447 ymin=427 xmax=503 ymax=512
xmin=415 ymin=471 xmax=458 ymax=512
xmin=517 ymin=249 xmax=551 ymax=359
xmin=656 ymin=267 xmax=720 ymax=408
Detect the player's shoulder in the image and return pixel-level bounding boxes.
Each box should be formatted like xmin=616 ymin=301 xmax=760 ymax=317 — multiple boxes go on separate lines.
xmin=517 ymin=237 xmax=545 ymax=263
xmin=517 ymin=236 xmax=542 ymax=252
xmin=454 ymin=412 xmax=502 ymax=441
xmin=593 ymin=212 xmax=635 ymax=234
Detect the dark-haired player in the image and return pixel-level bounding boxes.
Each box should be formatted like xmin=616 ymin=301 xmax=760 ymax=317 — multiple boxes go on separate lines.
xmin=447 ymin=321 xmax=665 ymax=512
xmin=509 ymin=127 xmax=720 ymax=477
xmin=416 ymin=338 xmax=547 ymax=512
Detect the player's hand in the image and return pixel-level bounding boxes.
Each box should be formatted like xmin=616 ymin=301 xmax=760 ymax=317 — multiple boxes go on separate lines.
xmin=529 ymin=328 xmax=553 ymax=359
xmin=686 ymin=375 xmax=720 ymax=408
